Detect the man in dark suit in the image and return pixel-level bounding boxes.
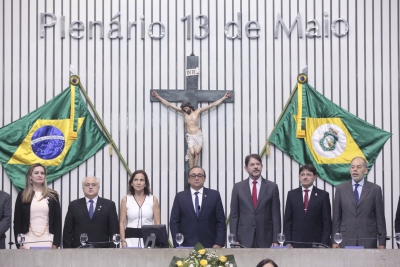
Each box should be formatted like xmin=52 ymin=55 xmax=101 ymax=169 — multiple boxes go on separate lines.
xmin=0 ymin=190 xmax=11 ymax=249
xmin=332 ymin=157 xmax=386 ymax=249
xmin=230 ymin=154 xmax=281 ymax=248
xmin=283 ymin=164 xmax=331 ymax=248
xmin=395 ymin=197 xmax=400 ymax=248
xmin=63 ymin=176 xmax=119 ymax=248
xmin=170 ymin=166 xmax=226 ymax=248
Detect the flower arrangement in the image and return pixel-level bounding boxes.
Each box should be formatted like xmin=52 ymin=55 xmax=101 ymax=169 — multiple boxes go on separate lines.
xmin=169 ymin=243 xmax=237 ymax=267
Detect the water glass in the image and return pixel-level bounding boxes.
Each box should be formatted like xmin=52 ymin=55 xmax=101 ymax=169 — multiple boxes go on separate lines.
xmin=17 ymin=233 xmax=25 ymax=246
xmin=228 ymin=233 xmax=236 ymax=245
xmin=395 ymin=233 xmax=400 ymax=245
xmin=277 ymin=233 xmax=285 ymax=246
xmin=80 ymin=233 xmax=88 ymax=246
xmin=334 ymin=233 xmax=343 ymax=245
xmin=113 ymin=233 xmax=121 ymax=248
xmin=176 ymin=233 xmax=184 ymax=247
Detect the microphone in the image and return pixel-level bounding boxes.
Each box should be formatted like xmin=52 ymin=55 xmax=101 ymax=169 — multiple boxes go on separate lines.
xmin=79 ymin=240 xmax=118 ymax=248
xmin=9 ymin=240 xmax=54 ymax=247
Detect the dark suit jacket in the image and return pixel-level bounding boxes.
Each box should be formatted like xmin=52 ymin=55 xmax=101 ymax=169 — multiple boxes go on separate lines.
xmin=13 ymin=191 xmax=62 ymax=248
xmin=230 ymin=177 xmax=281 ymax=248
xmin=394 ymin=197 xmax=400 ymax=248
xmin=332 ymin=180 xmax=386 ymax=248
xmin=0 ymin=191 xmax=11 ymax=249
xmin=170 ymin=187 xmax=226 ymax=248
xmin=283 ymin=186 xmax=331 ymax=248
xmin=63 ymin=197 xmax=119 ymax=248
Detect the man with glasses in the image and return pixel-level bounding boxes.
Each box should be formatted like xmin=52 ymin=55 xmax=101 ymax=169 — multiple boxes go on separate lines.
xmin=63 ymin=176 xmax=119 ymax=248
xmin=230 ymin=154 xmax=281 ymax=248
xmin=283 ymin=164 xmax=331 ymax=248
xmin=170 ymin=166 xmax=226 ymax=248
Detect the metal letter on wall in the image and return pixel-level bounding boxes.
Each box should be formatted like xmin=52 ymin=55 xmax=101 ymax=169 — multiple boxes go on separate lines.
xmin=331 ymin=18 xmax=349 ymax=37
xmin=89 ymin=21 xmax=104 ymax=39
xmin=305 ymin=19 xmax=321 ymax=37
xmin=69 ymin=21 xmax=85 ymax=39
xmin=225 ymin=12 xmax=242 ymax=40
xmin=195 ymin=15 xmax=209 ymax=39
xmin=245 ymin=21 xmax=260 ymax=39
xmin=274 ymin=12 xmax=303 ymax=38
xmin=127 ymin=21 xmax=137 ymax=39
xmin=108 ymin=12 xmax=123 ymax=39
xmin=181 ymin=15 xmax=192 ymax=40
xmin=148 ymin=22 xmax=165 ymax=39
xmin=40 ymin=13 xmax=57 ymax=38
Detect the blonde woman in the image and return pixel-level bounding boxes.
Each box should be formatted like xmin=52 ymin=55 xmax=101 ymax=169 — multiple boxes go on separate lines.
xmin=119 ymin=170 xmax=161 ymax=247
xmin=13 ymin=163 xmax=61 ymax=249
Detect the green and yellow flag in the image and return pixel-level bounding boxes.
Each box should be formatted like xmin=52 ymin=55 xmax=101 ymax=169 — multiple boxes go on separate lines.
xmin=265 ymin=73 xmax=391 ymax=186
xmin=0 ymin=77 xmax=108 ymax=190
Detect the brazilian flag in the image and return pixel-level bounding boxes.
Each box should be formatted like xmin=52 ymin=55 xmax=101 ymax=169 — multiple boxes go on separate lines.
xmin=0 ymin=77 xmax=108 ymax=191
xmin=265 ymin=74 xmax=391 ymax=186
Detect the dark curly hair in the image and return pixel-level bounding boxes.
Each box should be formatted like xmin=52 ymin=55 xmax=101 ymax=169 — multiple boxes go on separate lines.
xmin=128 ymin=170 xmax=151 ymax=196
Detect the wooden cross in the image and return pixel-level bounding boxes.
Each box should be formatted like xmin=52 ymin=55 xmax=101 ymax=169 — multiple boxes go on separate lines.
xmin=150 ymin=55 xmax=234 ymax=189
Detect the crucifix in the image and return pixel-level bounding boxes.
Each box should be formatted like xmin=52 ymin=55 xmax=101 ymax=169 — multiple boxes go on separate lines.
xmin=151 ymin=54 xmax=234 ymax=189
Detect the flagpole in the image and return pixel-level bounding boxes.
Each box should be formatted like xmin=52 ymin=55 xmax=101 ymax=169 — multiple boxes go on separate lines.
xmin=260 ymin=85 xmax=299 ymax=158
xmin=73 ymin=76 xmax=132 ymax=176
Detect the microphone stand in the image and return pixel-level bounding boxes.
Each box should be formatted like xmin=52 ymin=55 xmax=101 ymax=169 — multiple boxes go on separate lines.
xmin=229 ymin=242 xmax=247 ymax=248
xmin=9 ymin=240 xmax=54 ymax=248
xmin=78 ymin=240 xmax=119 ymax=248
xmin=285 ymin=241 xmax=330 ymax=248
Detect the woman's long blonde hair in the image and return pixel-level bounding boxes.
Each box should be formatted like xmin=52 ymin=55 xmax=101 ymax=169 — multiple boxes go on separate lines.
xmin=21 ymin=163 xmax=59 ymax=204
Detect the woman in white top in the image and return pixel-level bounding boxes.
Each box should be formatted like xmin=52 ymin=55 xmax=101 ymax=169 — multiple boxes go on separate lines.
xmin=119 ymin=170 xmax=161 ymax=247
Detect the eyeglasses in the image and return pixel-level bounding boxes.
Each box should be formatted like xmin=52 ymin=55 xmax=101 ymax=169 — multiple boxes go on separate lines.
xmin=84 ymin=183 xmax=98 ymax=187
xmin=189 ymin=174 xmax=205 ymax=179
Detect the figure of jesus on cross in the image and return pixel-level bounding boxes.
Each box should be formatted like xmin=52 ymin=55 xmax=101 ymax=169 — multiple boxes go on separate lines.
xmin=152 ymin=91 xmax=230 ymax=168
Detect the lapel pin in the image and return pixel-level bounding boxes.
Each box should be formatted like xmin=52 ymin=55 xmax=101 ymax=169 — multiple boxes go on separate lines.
xmin=204 ymin=195 xmax=207 ymax=198
xmin=315 ymin=193 xmax=317 ymax=196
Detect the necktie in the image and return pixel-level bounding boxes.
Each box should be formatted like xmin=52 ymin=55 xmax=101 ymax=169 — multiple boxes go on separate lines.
xmin=354 ymin=184 xmax=360 ymax=205
xmin=89 ymin=199 xmax=94 ymax=219
xmin=304 ymin=189 xmax=309 ymax=213
xmin=252 ymin=181 xmax=258 ymax=208
xmin=194 ymin=192 xmax=200 ymax=217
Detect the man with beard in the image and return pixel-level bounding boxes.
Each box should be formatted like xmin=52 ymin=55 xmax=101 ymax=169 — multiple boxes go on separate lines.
xmin=230 ymin=154 xmax=281 ymax=248
xmin=332 ymin=156 xmax=386 ymax=249
xmin=152 ymin=91 xmax=230 ymax=168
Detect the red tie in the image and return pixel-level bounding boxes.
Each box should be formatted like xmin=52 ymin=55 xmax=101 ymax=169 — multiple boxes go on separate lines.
xmin=252 ymin=180 xmax=258 ymax=208
xmin=304 ymin=189 xmax=309 ymax=213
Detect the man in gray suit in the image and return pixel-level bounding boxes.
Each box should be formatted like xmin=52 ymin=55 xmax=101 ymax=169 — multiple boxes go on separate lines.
xmin=230 ymin=154 xmax=281 ymax=248
xmin=332 ymin=156 xmax=386 ymax=249
xmin=0 ymin=190 xmax=11 ymax=249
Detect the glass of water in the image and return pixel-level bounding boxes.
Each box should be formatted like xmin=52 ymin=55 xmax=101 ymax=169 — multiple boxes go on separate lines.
xmin=228 ymin=233 xmax=236 ymax=246
xmin=176 ymin=233 xmax=184 ymax=247
xmin=113 ymin=234 xmax=121 ymax=248
xmin=277 ymin=233 xmax=285 ymax=246
xmin=17 ymin=233 xmax=25 ymax=246
xmin=80 ymin=233 xmax=88 ymax=246
xmin=395 ymin=233 xmax=400 ymax=246
xmin=334 ymin=233 xmax=343 ymax=245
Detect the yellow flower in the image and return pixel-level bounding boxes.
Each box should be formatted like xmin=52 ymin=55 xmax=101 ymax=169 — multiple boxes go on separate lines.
xmin=219 ymin=256 xmax=227 ymax=263
xmin=198 ymin=249 xmax=206 ymax=255
xmin=200 ymin=259 xmax=208 ymax=266
xmin=176 ymin=260 xmax=183 ymax=266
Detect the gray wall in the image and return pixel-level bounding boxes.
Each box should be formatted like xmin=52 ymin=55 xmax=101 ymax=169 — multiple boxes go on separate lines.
xmin=0 ymin=0 xmax=399 ymax=248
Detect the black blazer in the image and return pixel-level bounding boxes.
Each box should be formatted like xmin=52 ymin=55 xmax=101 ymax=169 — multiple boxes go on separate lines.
xmin=62 ymin=197 xmax=119 ymax=248
xmin=13 ymin=191 xmax=62 ymax=248
xmin=170 ymin=187 xmax=226 ymax=248
xmin=283 ymin=186 xmax=331 ymax=248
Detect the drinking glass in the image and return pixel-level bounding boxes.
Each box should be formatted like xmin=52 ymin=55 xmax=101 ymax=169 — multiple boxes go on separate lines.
xmin=277 ymin=233 xmax=285 ymax=246
xmin=395 ymin=233 xmax=400 ymax=245
xmin=334 ymin=233 xmax=343 ymax=245
xmin=17 ymin=233 xmax=25 ymax=246
xmin=113 ymin=233 xmax=121 ymax=248
xmin=80 ymin=233 xmax=88 ymax=246
xmin=176 ymin=233 xmax=184 ymax=247
xmin=228 ymin=233 xmax=236 ymax=245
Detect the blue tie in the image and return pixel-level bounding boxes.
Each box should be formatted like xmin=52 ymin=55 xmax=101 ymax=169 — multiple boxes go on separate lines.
xmin=89 ymin=200 xmax=94 ymax=219
xmin=194 ymin=192 xmax=200 ymax=217
xmin=354 ymin=184 xmax=360 ymax=205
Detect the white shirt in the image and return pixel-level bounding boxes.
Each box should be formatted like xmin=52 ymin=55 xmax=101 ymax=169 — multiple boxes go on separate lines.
xmin=249 ymin=177 xmax=262 ymax=198
xmin=85 ymin=196 xmax=98 ymax=212
xmin=190 ymin=187 xmax=204 ymax=213
xmin=302 ymin=185 xmax=314 ymax=202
